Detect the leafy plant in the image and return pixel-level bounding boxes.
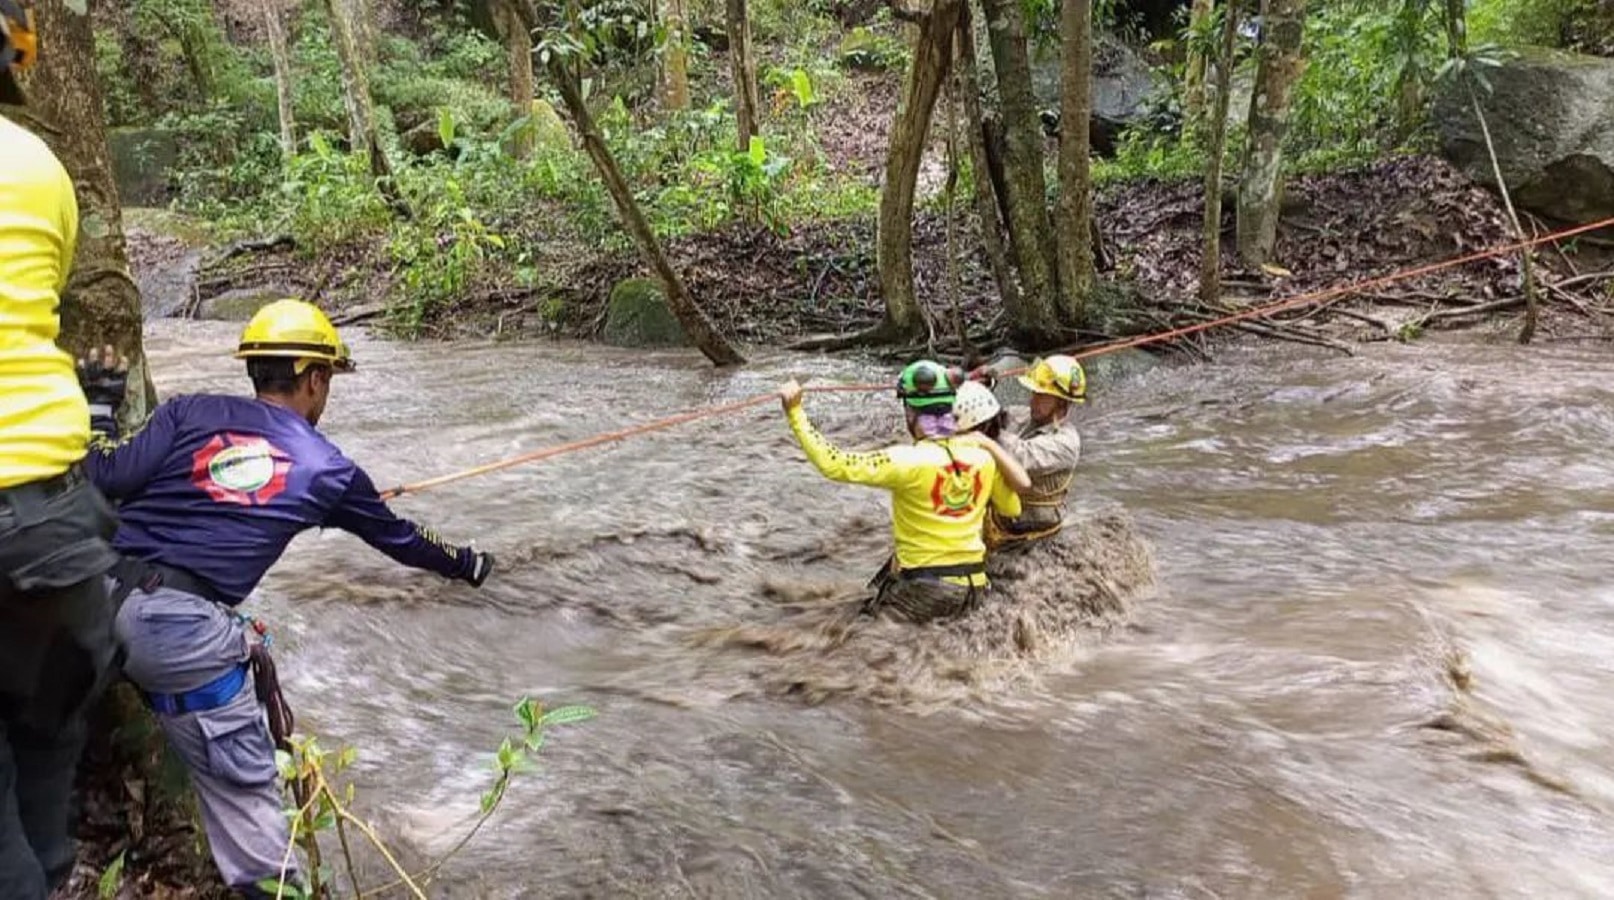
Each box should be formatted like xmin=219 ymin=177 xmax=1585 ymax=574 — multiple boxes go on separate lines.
xmin=259 ymin=697 xmax=594 ymax=899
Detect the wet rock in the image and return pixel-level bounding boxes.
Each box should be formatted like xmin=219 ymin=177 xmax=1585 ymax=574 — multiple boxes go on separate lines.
xmin=108 ymin=127 xmax=179 ymax=206
xmin=1034 ymin=34 xmax=1168 ymax=156
xmin=198 ymin=287 xmax=294 ymax=322
xmin=1432 ymin=47 xmax=1614 ymax=223
xmin=401 ymin=119 xmax=447 ymax=156
xmin=529 ymin=99 xmax=571 ymax=155
xmin=602 ymin=278 xmax=688 ymax=347
xmin=1081 ymin=348 xmax=1160 ymax=392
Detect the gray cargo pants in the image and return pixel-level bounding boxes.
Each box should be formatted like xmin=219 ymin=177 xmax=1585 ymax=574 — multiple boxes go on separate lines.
xmin=114 ymin=585 xmax=297 ymax=895
xmin=0 ymin=469 xmax=120 ymax=900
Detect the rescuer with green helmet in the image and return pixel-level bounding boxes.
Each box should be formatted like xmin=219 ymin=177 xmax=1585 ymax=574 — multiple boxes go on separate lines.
xmin=777 ymin=360 xmax=1030 ymax=623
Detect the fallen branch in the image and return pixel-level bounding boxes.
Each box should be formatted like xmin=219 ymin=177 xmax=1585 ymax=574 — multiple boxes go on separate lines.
xmin=1417 ymin=295 xmax=1524 ymax=324
xmin=1320 ymin=306 xmax=1396 ymax=334
xmin=786 ymin=321 xmax=914 ymax=352
xmin=1548 ymin=268 xmax=1614 ymax=291
xmin=206 ymin=234 xmax=295 ymax=267
xmin=1228 ymin=320 xmax=1355 ymax=355
xmin=329 ymin=302 xmax=387 ymax=325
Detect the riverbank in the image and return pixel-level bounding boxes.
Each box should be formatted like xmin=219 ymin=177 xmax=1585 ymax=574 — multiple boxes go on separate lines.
xmin=128 ymin=153 xmax=1613 ymax=360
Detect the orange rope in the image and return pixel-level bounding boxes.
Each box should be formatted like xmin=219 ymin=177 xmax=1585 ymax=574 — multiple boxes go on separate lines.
xmin=379 ymin=213 xmax=1614 ymax=500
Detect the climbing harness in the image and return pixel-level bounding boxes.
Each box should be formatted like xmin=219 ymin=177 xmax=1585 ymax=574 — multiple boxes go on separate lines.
xmin=376 ymin=213 xmax=1614 ymax=501
xmin=109 ymin=557 xmax=296 ymax=748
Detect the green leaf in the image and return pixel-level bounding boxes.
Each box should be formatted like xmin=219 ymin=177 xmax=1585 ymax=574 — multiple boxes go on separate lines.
xmin=515 ymin=697 xmax=540 ymax=731
xmin=98 ymin=851 xmax=126 ymax=900
xmin=258 ymin=878 xmax=304 ymax=899
xmin=747 ymin=136 xmax=766 ymax=167
xmin=524 ymin=729 xmax=547 ymax=753
xmin=790 ymin=69 xmax=816 ymax=107
xmin=437 ymin=107 xmax=458 ymax=150
xmin=497 ymin=737 xmax=520 ymax=772
xmin=337 ymin=747 xmax=358 ymax=769
xmin=539 ymin=705 xmax=597 ymax=727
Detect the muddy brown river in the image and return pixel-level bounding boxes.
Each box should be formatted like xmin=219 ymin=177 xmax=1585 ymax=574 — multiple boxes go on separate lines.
xmin=137 ymin=319 xmax=1614 ymax=898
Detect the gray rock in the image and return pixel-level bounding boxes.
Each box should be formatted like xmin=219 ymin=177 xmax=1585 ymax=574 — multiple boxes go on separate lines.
xmin=602 ymin=278 xmax=688 ymax=347
xmin=1033 ymin=34 xmax=1166 ymax=155
xmin=1433 ymin=47 xmax=1614 ymax=223
xmin=198 ymin=287 xmax=294 ymax=322
xmin=108 ymin=127 xmax=179 ymax=206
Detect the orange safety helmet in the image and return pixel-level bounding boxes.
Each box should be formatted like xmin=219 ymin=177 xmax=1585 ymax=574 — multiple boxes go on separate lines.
xmin=0 ymin=0 xmax=36 ymax=107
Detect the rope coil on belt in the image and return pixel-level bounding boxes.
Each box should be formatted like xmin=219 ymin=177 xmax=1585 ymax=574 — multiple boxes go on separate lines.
xmin=378 ymin=214 xmax=1614 ymax=502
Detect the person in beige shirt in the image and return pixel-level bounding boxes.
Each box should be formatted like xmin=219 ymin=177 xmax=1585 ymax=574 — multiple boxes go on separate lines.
xmin=978 ymin=355 xmax=1086 ymax=550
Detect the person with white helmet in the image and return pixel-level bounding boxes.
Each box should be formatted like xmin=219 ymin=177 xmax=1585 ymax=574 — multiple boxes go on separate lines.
xmin=778 ymin=361 xmax=1030 ymax=624
xmin=75 ymin=299 xmax=494 ymax=897
xmin=980 ymin=355 xmax=1086 ymax=549
xmin=952 ymin=379 xmax=1008 ymax=439
xmin=0 ymin=5 xmax=123 ymax=896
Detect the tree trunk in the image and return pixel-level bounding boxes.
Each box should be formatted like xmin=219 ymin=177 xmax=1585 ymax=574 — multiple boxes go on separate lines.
xmin=978 ymin=0 xmax=1061 ymax=342
xmin=550 ymin=63 xmax=744 ymax=364
xmin=174 ymin=19 xmax=216 ymax=101
xmin=876 ymin=0 xmax=964 ymax=342
xmin=508 ymin=0 xmax=742 ymax=365
xmin=663 ymin=0 xmax=692 ymax=110
xmin=1235 ymin=0 xmax=1305 ymax=267
xmin=1184 ymin=0 xmax=1215 ymax=127
xmin=1444 ymin=0 xmax=1466 ymax=57
xmin=105 ymin=0 xmax=164 ymax=117
xmin=726 ymin=0 xmax=761 ymax=148
xmin=265 ymin=1 xmax=298 ymax=161
xmin=955 ymin=9 xmax=1025 ymax=324
xmin=322 ymin=0 xmax=409 ymax=216
xmin=11 ymin=0 xmax=156 ymax=428
xmin=497 ymin=0 xmax=536 ymax=158
xmin=1055 ymin=0 xmax=1095 ymax=323
xmin=1199 ymin=0 xmax=1239 ymax=305
xmin=348 ymin=0 xmax=380 ymax=66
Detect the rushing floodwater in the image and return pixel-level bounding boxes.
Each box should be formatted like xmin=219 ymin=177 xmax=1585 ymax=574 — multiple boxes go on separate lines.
xmin=139 ymin=319 xmax=1614 ymax=898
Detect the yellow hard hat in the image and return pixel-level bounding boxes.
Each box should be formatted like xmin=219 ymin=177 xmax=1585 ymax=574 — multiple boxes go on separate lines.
xmin=0 ymin=0 xmax=37 ymax=106
xmin=235 ymin=299 xmax=355 ymax=374
xmin=1017 ymin=355 xmax=1085 ymax=403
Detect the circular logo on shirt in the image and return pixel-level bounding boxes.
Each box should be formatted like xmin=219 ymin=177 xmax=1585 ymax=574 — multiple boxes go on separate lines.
xmin=207 ymin=443 xmax=276 ymax=492
xmin=192 ymin=434 xmax=293 ymax=507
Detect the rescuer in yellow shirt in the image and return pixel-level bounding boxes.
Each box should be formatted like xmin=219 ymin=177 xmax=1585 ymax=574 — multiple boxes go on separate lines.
xmin=779 ymin=360 xmax=1029 ymax=623
xmin=0 ymin=6 xmax=123 ymax=897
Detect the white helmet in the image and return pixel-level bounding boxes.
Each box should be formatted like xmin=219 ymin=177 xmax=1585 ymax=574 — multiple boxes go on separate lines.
xmin=953 ymin=380 xmax=1002 ymax=432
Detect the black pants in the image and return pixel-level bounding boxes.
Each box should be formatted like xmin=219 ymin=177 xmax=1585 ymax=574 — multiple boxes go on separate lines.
xmin=0 ymin=468 xmax=120 ymax=899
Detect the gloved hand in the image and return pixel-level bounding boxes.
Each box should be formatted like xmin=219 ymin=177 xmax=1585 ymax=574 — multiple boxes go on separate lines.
xmin=77 ymin=344 xmax=128 ymax=416
xmin=465 ymin=550 xmax=495 ymax=587
xmin=967 ymin=365 xmax=998 ymax=388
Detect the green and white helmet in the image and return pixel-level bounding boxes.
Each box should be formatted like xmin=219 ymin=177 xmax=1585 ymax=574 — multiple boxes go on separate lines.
xmin=895 ymin=360 xmax=956 ymax=409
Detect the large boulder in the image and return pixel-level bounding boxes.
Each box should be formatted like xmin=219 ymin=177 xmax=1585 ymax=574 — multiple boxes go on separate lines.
xmin=108 ymin=127 xmax=179 ymax=206
xmin=1033 ymin=34 xmax=1167 ymax=156
xmin=602 ymin=278 xmax=688 ymax=347
xmin=1433 ymin=48 xmax=1614 ymax=223
xmin=197 ymin=287 xmax=293 ymax=322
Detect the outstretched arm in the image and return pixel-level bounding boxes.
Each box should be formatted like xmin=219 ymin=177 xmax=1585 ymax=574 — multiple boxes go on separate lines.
xmin=325 ymin=464 xmax=494 ymax=586
xmin=778 ymin=379 xmax=906 ymax=490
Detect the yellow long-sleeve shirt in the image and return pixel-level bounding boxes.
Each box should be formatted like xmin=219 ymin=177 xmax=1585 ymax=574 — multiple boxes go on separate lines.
xmin=786 ymin=404 xmax=1021 ymax=583
xmin=0 ymin=115 xmax=86 ymax=488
